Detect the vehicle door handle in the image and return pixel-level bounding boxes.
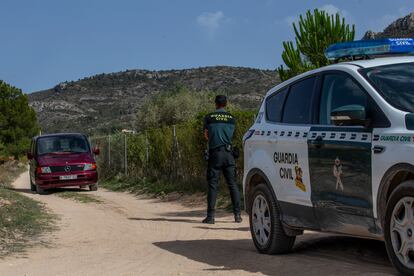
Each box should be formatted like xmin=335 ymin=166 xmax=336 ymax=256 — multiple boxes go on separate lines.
xmin=310 ymin=135 xmax=324 ymax=149
xmin=373 ymin=145 xmax=385 ymax=154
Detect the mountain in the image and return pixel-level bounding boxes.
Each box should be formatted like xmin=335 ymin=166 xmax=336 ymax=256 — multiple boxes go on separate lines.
xmin=363 ymin=12 xmax=414 ymax=39
xmin=29 ymin=66 xmax=279 ymax=134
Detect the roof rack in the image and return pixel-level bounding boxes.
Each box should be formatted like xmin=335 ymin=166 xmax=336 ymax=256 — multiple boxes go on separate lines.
xmin=325 ymin=38 xmax=414 ymax=62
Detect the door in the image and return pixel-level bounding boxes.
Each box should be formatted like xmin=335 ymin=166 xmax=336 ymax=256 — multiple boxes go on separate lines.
xmin=308 ymin=72 xmax=378 ymax=234
xmin=269 ymin=76 xmax=318 ymax=229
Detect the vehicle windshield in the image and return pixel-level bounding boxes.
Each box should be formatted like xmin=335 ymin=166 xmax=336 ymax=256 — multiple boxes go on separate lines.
xmin=361 ymin=62 xmax=414 ymax=113
xmin=37 ymin=135 xmax=90 ymax=155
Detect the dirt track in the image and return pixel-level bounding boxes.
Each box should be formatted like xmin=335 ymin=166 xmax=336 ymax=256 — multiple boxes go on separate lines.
xmin=0 ymin=171 xmax=395 ymax=275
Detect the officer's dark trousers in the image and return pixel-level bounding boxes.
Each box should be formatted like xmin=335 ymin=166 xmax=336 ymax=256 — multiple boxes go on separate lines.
xmin=206 ymin=147 xmax=241 ymax=217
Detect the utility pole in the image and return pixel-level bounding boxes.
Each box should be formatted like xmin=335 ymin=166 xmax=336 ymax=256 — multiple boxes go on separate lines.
xmin=124 ymin=134 xmax=128 ymax=176
xmin=145 ymin=132 xmax=149 ymax=164
xmin=108 ymin=135 xmax=111 ymax=168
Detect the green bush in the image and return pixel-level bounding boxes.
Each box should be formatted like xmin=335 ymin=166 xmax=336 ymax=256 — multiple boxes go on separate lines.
xmin=95 ymin=110 xmax=255 ymax=192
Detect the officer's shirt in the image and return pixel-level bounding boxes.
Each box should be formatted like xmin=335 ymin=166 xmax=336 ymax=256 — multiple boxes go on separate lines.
xmin=204 ymin=109 xmax=235 ymax=149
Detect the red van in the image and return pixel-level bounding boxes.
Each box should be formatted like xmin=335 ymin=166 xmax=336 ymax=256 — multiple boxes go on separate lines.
xmin=28 ymin=133 xmax=99 ymax=194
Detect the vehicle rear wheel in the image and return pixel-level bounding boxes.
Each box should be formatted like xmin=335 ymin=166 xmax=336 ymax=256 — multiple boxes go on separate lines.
xmin=36 ymin=184 xmax=47 ymax=195
xmin=385 ymin=180 xmax=414 ymax=275
xmin=249 ymin=183 xmax=295 ymax=254
xmin=89 ymin=183 xmax=98 ymax=191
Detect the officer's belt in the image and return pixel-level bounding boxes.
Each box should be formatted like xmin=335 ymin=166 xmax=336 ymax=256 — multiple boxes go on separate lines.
xmin=209 ymin=145 xmax=231 ymax=153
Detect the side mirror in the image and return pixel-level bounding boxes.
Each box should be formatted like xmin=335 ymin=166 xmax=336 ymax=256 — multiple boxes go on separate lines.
xmin=27 ymin=152 xmax=33 ymax=160
xmin=331 ymin=105 xmax=367 ymax=127
xmin=93 ymin=147 xmax=100 ymax=155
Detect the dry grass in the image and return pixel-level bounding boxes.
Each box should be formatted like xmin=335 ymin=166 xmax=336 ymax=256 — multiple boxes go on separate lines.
xmin=0 ymin=161 xmax=56 ymax=257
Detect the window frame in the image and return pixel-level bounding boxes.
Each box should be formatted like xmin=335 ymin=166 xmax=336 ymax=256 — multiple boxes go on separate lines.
xmin=265 ymin=74 xmax=321 ymax=125
xmin=265 ymin=85 xmax=289 ymax=123
xmin=280 ymin=75 xmax=320 ymax=125
xmin=315 ymin=70 xmax=390 ymax=128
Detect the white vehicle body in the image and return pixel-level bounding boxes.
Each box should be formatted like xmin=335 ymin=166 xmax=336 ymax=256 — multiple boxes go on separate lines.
xmin=243 ymin=56 xmax=414 ymax=239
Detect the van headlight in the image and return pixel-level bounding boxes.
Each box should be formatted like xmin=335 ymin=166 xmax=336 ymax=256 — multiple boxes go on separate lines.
xmin=84 ymin=163 xmax=97 ymax=171
xmin=37 ymin=166 xmax=52 ymax=174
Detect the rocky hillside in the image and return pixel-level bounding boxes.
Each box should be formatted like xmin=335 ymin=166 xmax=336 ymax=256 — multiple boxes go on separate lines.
xmin=29 ymin=66 xmax=279 ymax=134
xmin=363 ymin=12 xmax=414 ymax=39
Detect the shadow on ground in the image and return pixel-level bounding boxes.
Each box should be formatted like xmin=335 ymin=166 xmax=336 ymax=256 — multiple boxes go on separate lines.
xmin=159 ymin=209 xmax=231 ymax=219
xmin=154 ymin=234 xmax=395 ymax=275
xmin=10 ymin=187 xmax=91 ymax=195
xmin=129 ymin=217 xmax=201 ymax=224
xmin=129 ymin=208 xmax=242 ymax=224
xmin=194 ymin=226 xmax=249 ymax=232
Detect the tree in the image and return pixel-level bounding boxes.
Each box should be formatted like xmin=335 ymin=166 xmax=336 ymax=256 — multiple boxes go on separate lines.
xmin=0 ymin=81 xmax=39 ymax=158
xmin=278 ymin=9 xmax=355 ymax=81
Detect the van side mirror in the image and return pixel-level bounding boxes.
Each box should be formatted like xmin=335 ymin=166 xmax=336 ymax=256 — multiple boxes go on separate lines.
xmin=93 ymin=147 xmax=100 ymax=155
xmin=331 ymin=105 xmax=367 ymax=127
xmin=27 ymin=152 xmax=33 ymax=160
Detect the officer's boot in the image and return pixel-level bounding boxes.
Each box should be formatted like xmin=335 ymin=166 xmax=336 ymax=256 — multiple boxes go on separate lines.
xmin=202 ymin=210 xmax=215 ymax=224
xmin=234 ymin=213 xmax=242 ymax=223
xmin=202 ymin=216 xmax=215 ymax=224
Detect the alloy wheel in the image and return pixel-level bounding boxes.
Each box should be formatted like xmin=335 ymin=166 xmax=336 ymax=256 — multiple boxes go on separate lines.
xmin=252 ymin=194 xmax=271 ymax=246
xmin=391 ymin=196 xmax=414 ymax=269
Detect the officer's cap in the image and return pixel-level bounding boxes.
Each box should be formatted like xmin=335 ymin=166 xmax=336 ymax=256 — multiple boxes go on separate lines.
xmin=215 ymin=95 xmax=227 ymax=105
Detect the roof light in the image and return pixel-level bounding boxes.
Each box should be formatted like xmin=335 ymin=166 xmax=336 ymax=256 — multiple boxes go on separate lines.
xmin=325 ymin=38 xmax=414 ymax=60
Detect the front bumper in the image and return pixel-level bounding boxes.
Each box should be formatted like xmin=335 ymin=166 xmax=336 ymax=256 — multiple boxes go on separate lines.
xmin=35 ymin=170 xmax=98 ymax=189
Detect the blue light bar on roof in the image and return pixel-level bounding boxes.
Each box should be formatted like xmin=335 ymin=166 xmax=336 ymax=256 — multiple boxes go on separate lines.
xmin=325 ymin=38 xmax=414 ymax=60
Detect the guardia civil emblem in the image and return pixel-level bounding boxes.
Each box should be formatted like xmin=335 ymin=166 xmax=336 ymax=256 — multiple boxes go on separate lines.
xmin=333 ymin=157 xmax=344 ymax=192
xmin=294 ymin=165 xmax=306 ymax=192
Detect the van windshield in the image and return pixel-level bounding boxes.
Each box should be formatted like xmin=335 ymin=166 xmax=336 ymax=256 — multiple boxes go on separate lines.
xmin=37 ymin=135 xmax=90 ymax=155
xmin=360 ymin=62 xmax=414 ymax=113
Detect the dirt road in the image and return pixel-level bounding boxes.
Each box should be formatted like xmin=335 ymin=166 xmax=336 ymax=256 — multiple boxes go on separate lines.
xmin=0 ymin=171 xmax=395 ymax=275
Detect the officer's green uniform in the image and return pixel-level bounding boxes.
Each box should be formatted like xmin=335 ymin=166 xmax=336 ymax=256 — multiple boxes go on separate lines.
xmin=204 ymin=108 xmax=241 ymax=218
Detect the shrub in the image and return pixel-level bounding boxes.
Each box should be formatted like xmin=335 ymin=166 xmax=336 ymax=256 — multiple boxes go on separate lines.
xmin=95 ymin=110 xmax=256 ymax=192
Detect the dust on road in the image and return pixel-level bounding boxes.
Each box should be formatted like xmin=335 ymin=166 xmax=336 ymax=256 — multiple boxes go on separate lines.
xmin=0 ymin=171 xmax=395 ymax=275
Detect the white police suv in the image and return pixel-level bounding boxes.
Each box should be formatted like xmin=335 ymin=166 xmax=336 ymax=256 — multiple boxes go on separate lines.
xmin=243 ymin=38 xmax=414 ymax=274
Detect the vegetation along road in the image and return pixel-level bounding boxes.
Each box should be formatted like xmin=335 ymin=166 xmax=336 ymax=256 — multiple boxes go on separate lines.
xmin=0 ymin=171 xmax=395 ymax=275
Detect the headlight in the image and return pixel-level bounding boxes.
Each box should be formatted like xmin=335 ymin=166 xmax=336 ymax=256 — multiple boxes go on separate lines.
xmin=84 ymin=163 xmax=97 ymax=171
xmin=37 ymin=167 xmax=51 ymax=174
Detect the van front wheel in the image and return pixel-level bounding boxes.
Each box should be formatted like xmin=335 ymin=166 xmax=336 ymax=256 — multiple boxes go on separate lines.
xmin=89 ymin=183 xmax=98 ymax=191
xmin=36 ymin=184 xmax=47 ymax=195
xmin=30 ymin=176 xmax=36 ymax=192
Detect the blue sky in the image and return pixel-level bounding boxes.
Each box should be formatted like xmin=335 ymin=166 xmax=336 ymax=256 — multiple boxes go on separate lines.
xmin=1 ymin=0 xmax=414 ymax=93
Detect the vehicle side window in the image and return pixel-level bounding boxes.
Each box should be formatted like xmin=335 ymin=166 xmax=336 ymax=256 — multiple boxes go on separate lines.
xmin=266 ymin=87 xmax=288 ymax=122
xmin=282 ymin=77 xmax=316 ymax=124
xmin=319 ymin=73 xmax=389 ymax=127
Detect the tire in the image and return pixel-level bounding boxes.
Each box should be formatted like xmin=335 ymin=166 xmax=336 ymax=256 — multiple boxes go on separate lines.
xmin=249 ymin=183 xmax=295 ymax=254
xmin=30 ymin=176 xmax=36 ymax=192
xmin=89 ymin=183 xmax=98 ymax=191
xmin=36 ymin=184 xmax=47 ymax=195
xmin=384 ymin=180 xmax=414 ymax=275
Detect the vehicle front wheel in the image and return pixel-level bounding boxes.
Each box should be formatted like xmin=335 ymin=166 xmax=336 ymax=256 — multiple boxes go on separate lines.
xmin=249 ymin=183 xmax=295 ymax=254
xmin=385 ymin=180 xmax=414 ymax=275
xmin=89 ymin=183 xmax=98 ymax=191
xmin=36 ymin=184 xmax=47 ymax=195
xmin=30 ymin=176 xmax=36 ymax=192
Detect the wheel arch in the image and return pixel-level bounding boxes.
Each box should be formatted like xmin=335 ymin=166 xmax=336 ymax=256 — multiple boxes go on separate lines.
xmin=244 ymin=168 xmax=278 ymax=214
xmin=377 ymin=163 xmax=414 ymax=227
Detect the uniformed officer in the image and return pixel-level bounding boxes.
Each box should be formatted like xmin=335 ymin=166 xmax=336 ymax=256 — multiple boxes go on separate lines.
xmin=202 ymin=95 xmax=242 ymax=224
